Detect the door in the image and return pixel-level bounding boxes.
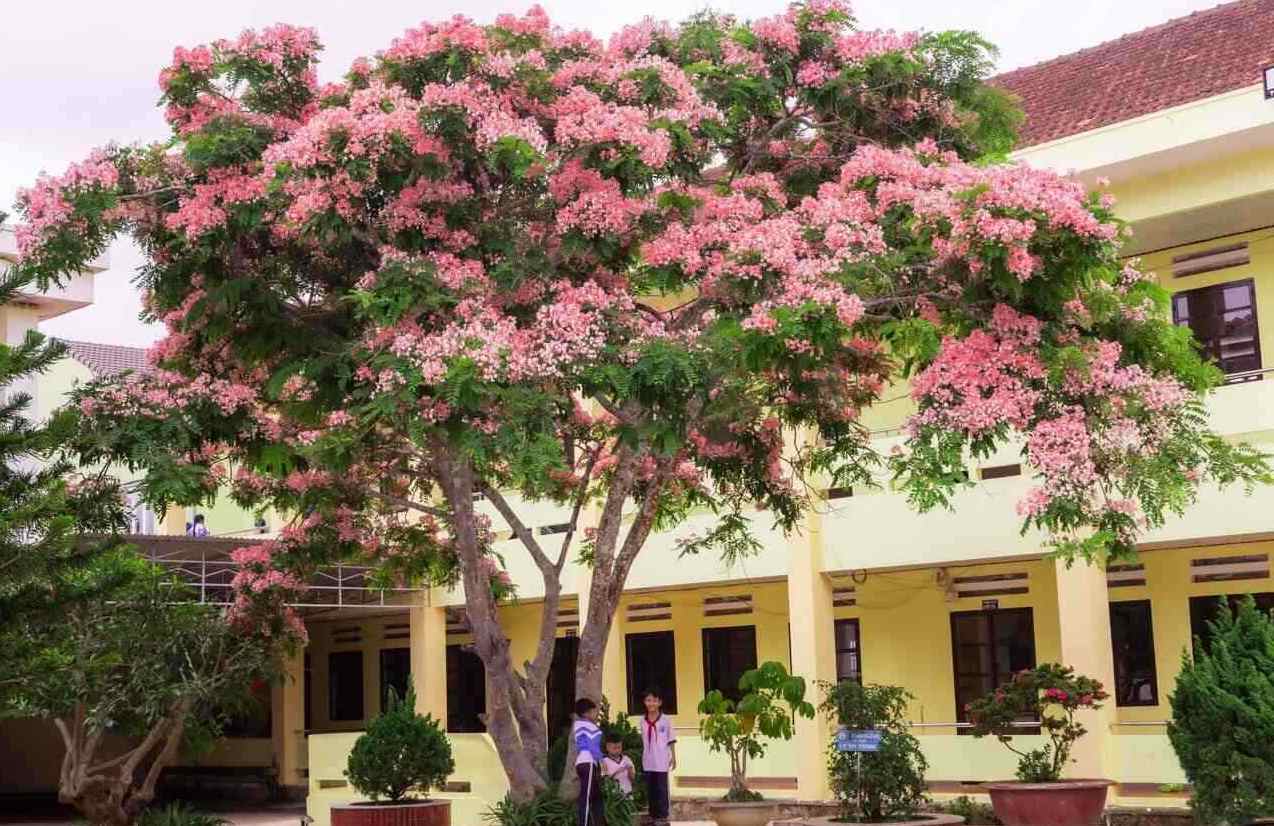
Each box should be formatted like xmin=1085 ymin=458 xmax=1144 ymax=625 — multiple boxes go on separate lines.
xmin=547 ymin=635 xmax=579 ymax=743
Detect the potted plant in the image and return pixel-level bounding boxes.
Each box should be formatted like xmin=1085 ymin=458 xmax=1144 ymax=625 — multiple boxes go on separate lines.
xmin=333 ymin=685 xmax=456 ymax=826
xmin=698 ymin=661 xmax=815 ymax=826
xmin=966 ymin=664 xmax=1110 ymax=826
xmin=1169 ymin=595 xmax=1274 ymax=826
xmin=819 ymin=682 xmax=960 ymax=825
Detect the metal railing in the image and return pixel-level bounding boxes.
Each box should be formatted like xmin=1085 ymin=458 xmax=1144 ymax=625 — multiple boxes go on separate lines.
xmin=149 ymin=552 xmax=419 ymax=610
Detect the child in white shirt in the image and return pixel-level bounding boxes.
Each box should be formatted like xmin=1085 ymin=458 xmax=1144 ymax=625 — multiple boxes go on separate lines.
xmin=601 ymin=734 xmax=636 ymax=795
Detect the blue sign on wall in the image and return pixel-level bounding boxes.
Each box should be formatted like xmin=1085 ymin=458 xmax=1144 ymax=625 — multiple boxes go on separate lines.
xmin=835 ymin=727 xmax=882 ymax=753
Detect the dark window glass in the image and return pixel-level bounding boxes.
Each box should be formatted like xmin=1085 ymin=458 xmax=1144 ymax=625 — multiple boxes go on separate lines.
xmin=1172 ymin=279 xmax=1261 ymax=381
xmin=547 ymin=636 xmax=579 ymax=740
xmin=1188 ymin=592 xmax=1274 ymax=653
xmin=702 ymin=626 xmax=757 ymax=702
xmin=328 ymin=651 xmax=364 ymax=722
xmin=446 ymin=644 xmax=487 ymax=733
xmin=1109 ymin=601 xmax=1159 ymax=707
xmin=625 ymin=631 xmax=678 ymax=715
xmin=951 ymin=608 xmax=1035 ymax=734
xmin=379 ymin=648 xmax=411 ymax=712
xmin=834 ymin=619 xmax=862 ymax=684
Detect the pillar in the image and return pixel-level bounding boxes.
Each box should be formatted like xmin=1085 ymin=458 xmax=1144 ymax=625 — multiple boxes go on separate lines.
xmin=1053 ymin=558 xmax=1119 ymax=780
xmin=787 ymin=501 xmax=836 ymax=800
xmin=271 ymin=649 xmax=306 ymax=796
xmin=411 ymin=594 xmax=449 ymax=725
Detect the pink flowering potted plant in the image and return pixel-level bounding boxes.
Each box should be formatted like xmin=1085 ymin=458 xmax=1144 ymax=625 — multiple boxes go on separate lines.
xmin=966 ymin=664 xmax=1110 ymax=826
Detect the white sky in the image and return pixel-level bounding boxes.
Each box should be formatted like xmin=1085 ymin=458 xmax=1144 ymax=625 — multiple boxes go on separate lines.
xmin=2 ymin=0 xmax=1220 ymax=347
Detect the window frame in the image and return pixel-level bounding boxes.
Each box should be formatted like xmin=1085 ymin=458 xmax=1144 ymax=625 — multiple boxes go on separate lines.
xmin=328 ymin=650 xmax=365 ymax=723
xmin=1171 ymin=277 xmax=1262 ymax=381
xmin=833 ymin=618 xmax=862 ymax=684
xmin=701 ymin=625 xmax=758 ymax=703
xmin=625 ymin=630 xmax=678 ymax=715
xmin=1108 ymin=600 xmax=1159 ymax=708
xmin=949 ymin=607 xmax=1036 ymax=732
xmin=378 ymin=647 xmax=411 ymax=713
xmin=446 ymin=643 xmax=487 ymax=733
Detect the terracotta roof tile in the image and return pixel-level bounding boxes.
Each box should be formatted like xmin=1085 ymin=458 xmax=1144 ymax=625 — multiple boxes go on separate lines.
xmin=994 ymin=0 xmax=1274 ymax=147
xmin=60 ymin=339 xmax=151 ymax=378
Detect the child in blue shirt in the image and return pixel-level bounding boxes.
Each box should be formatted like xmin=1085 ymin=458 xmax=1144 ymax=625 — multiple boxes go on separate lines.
xmin=572 ymin=698 xmax=606 ymax=826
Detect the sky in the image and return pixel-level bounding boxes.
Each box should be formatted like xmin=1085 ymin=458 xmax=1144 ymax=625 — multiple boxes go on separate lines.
xmin=2 ymin=0 xmax=1222 ymax=348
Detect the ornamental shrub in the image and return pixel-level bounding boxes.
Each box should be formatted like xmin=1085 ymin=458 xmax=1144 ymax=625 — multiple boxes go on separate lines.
xmin=966 ymin=663 xmax=1107 ymax=783
xmin=821 ymin=681 xmax=927 ymax=822
xmin=346 ymin=685 xmax=454 ymax=802
xmin=1169 ymin=595 xmax=1274 ymax=824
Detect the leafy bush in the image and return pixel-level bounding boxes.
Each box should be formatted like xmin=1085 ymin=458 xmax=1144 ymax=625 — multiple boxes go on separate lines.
xmin=821 ymin=681 xmax=927 ymax=822
xmin=346 ymin=685 xmax=454 ymax=801
xmin=1169 ymin=595 xmax=1274 ymax=824
xmin=698 ymin=661 xmax=814 ymax=801
xmin=483 ymin=781 xmax=635 ymax=826
xmin=928 ymin=796 xmax=1001 ymax=825
xmin=137 ymin=802 xmax=228 ymax=826
xmin=966 ymin=663 xmax=1106 ymax=782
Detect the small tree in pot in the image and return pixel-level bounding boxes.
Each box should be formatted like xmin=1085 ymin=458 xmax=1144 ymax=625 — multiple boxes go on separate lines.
xmin=337 ymin=686 xmax=455 ymax=826
xmin=1169 ymin=595 xmax=1274 ymax=826
xmin=967 ymin=664 xmax=1110 ymax=826
xmin=698 ymin=662 xmax=814 ymax=826
xmin=821 ymin=682 xmax=928 ymax=823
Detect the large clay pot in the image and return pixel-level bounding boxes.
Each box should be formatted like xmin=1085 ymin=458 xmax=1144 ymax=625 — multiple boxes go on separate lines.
xmin=983 ymin=780 xmax=1113 ymax=826
xmin=707 ymin=800 xmax=780 ymax=826
xmin=330 ymin=799 xmax=451 ymax=826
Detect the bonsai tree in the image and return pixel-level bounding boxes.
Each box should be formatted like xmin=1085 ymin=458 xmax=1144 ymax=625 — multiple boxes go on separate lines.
xmin=347 ymin=685 xmax=455 ymax=802
xmin=966 ymin=663 xmax=1107 ymax=783
xmin=12 ymin=0 xmax=1268 ymax=800
xmin=698 ymin=661 xmax=814 ymax=801
xmin=821 ymin=681 xmax=927 ymax=822
xmin=1169 ymin=595 xmax=1274 ymax=824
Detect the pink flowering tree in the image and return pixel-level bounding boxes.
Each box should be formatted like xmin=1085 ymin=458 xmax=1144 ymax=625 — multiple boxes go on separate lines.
xmin=10 ymin=2 xmax=1267 ymax=795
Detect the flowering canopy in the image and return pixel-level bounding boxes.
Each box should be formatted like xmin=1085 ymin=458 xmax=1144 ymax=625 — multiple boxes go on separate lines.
xmin=9 ymin=0 xmax=1267 ymax=792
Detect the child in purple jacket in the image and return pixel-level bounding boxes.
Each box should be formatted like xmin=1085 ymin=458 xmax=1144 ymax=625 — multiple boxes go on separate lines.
xmin=573 ymin=698 xmax=606 ymax=826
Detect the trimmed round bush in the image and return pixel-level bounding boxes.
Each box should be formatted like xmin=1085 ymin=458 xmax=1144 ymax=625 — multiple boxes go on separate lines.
xmin=346 ymin=686 xmax=454 ymax=802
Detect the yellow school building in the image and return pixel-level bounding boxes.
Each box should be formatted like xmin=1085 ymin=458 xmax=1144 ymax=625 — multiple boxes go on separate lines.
xmin=5 ymin=1 xmax=1274 ymax=821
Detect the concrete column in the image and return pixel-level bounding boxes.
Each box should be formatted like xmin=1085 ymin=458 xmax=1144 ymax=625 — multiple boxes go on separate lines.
xmin=271 ymin=649 xmax=307 ymax=796
xmin=411 ymin=594 xmax=449 ymax=725
xmin=1053 ymin=558 xmax=1118 ymax=780
xmin=787 ymin=494 xmax=835 ymax=800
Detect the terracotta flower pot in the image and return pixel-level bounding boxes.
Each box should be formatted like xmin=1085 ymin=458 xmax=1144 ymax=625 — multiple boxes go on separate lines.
xmin=707 ymin=800 xmax=779 ymax=826
xmin=983 ymin=780 xmax=1113 ymax=826
xmin=330 ymin=799 xmax=451 ymax=826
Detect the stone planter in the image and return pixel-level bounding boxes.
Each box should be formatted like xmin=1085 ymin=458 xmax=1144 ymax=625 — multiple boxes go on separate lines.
xmin=330 ymin=799 xmax=451 ymax=826
xmin=788 ymin=815 xmax=964 ymax=826
xmin=707 ymin=801 xmax=781 ymax=826
xmin=984 ymin=780 xmax=1114 ymax=826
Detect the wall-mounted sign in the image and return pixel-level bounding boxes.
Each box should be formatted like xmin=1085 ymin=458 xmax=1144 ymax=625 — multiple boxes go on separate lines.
xmin=982 ymin=599 xmax=999 ymax=611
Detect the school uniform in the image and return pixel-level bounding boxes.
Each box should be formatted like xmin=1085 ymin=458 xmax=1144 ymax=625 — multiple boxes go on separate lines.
xmin=573 ymin=719 xmax=606 ymax=826
xmin=641 ymin=713 xmax=676 ymax=821
xmin=601 ymin=754 xmax=635 ymax=794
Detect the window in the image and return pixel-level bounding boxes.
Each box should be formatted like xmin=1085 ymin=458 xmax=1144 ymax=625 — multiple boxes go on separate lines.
xmin=702 ymin=625 xmax=757 ymax=702
xmin=1188 ymin=592 xmax=1274 ymax=653
xmin=625 ymin=631 xmax=678 ymax=715
xmin=951 ymin=608 xmax=1035 ymax=732
xmin=379 ymin=648 xmax=411 ymax=712
xmin=1172 ymin=279 xmax=1261 ymax=381
xmin=1109 ymin=601 xmax=1159 ymax=707
xmin=328 ymin=651 xmax=364 ymax=722
xmin=834 ymin=619 xmax=862 ymax=684
xmin=547 ymin=636 xmax=579 ymax=739
xmin=446 ymin=644 xmax=487 ymax=733
xmin=304 ymin=654 xmax=312 ymax=730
